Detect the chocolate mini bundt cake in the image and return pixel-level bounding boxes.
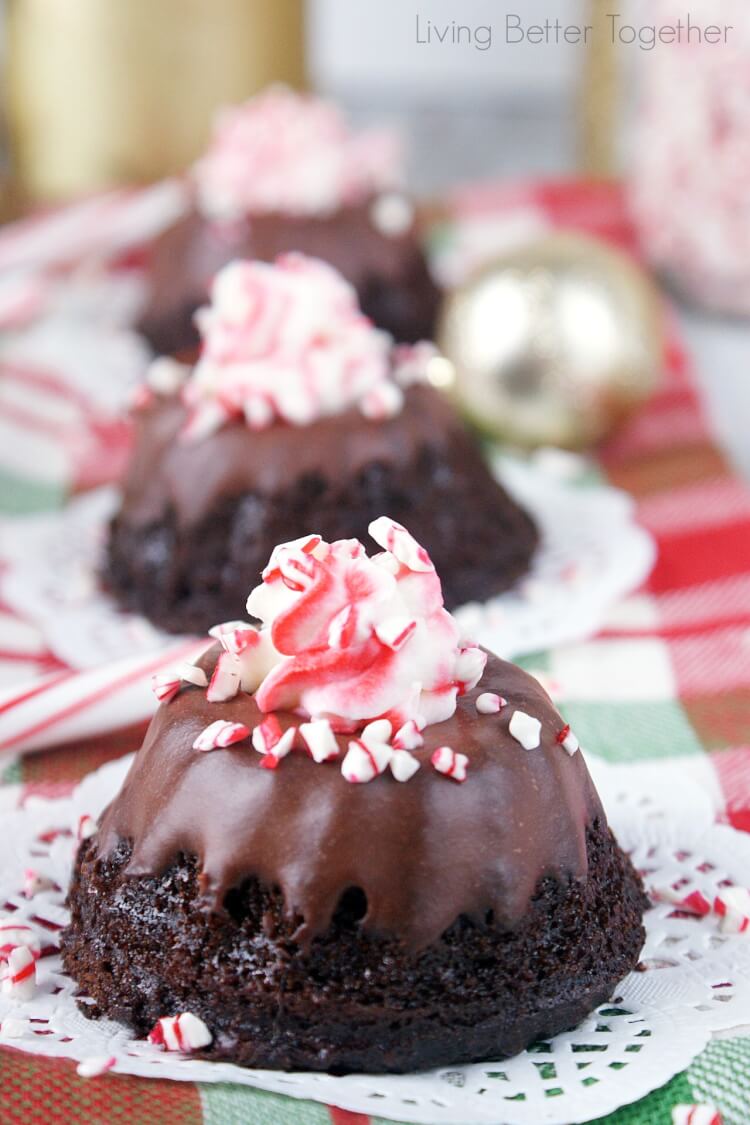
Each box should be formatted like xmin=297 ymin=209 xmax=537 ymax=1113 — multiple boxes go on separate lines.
xmin=138 ymin=87 xmax=440 ymax=354
xmin=65 ymin=520 xmax=647 ymax=1074
xmin=107 ymin=254 xmax=537 ymax=634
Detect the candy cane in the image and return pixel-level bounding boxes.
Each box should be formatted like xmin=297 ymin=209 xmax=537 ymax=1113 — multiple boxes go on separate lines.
xmin=208 ymin=621 xmax=260 ymax=656
xmin=179 ymin=663 xmax=208 ymax=688
xmin=392 ymin=719 xmax=423 ymax=751
xmin=299 ymin=719 xmax=340 ymax=763
xmin=389 ymin=749 xmax=420 ymax=782
xmin=251 ymin=716 xmax=296 ymax=761
xmin=206 ymin=652 xmax=241 ymax=703
xmin=368 ymin=517 xmax=433 ymax=572
xmin=714 ymin=886 xmax=750 ymax=933
xmin=342 ymin=739 xmax=392 ymax=783
xmin=475 ymin=692 xmax=505 ymax=715
xmin=650 ymin=885 xmax=711 ymax=916
xmin=556 ymin=724 xmax=580 ymax=756
xmin=151 ymin=672 xmax=181 ymax=704
xmin=375 ymin=616 xmax=418 ymax=652
xmin=454 ymin=646 xmax=487 ymax=694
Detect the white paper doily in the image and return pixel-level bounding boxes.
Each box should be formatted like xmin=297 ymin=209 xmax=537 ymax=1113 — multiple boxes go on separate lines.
xmin=1 ymin=753 xmax=749 ymax=1125
xmin=0 ymin=456 xmax=654 ymax=670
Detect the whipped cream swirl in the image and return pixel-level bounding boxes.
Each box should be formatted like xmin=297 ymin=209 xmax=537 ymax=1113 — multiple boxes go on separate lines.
xmin=174 ymin=254 xmax=431 ymax=440
xmin=206 ymin=518 xmax=486 ymax=734
xmin=193 ymin=86 xmax=401 ymax=221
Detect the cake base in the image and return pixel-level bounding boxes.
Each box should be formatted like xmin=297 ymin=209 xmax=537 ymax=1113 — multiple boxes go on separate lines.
xmin=63 ymin=821 xmax=646 ymax=1074
xmin=137 ymin=204 xmax=441 ymax=356
xmin=105 ymin=387 xmax=538 ymax=634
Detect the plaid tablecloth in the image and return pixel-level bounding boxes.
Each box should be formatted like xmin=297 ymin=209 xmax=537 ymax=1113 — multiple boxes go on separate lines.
xmin=2 ymin=182 xmax=750 ymax=1123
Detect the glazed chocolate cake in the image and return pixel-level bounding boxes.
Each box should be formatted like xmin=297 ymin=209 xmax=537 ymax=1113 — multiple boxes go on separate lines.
xmin=65 ymin=521 xmax=647 ymax=1074
xmin=138 ymin=87 xmax=440 ymax=354
xmin=107 ymin=254 xmax=538 ymax=634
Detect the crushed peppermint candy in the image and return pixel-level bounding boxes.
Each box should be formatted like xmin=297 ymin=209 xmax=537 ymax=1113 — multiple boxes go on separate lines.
xmin=177 ymin=255 xmax=435 ymax=441
xmin=251 ymin=716 xmax=296 ymax=762
xmin=209 ymin=621 xmax=260 ymax=655
xmin=714 ymin=886 xmax=750 ymax=933
xmin=672 ymin=1106 xmax=723 ymax=1125
xmin=508 ymin=710 xmax=542 ymax=751
xmin=389 ymin=749 xmax=421 ymax=782
xmin=475 ymin=692 xmax=505 ymax=715
xmin=148 ymin=1013 xmax=213 ymax=1052
xmin=1 ymin=945 xmax=37 ymax=1000
xmin=179 ymin=663 xmax=208 ymax=688
xmin=0 ymin=921 xmax=41 ymax=962
xmin=193 ymin=720 xmax=250 ymax=752
xmin=556 ymin=724 xmax=580 ymax=756
xmin=431 ymin=746 xmax=469 ymax=783
xmin=77 ymin=1056 xmax=117 ymax=1079
xmin=207 ymin=651 xmax=242 ymax=702
xmin=193 ymin=86 xmax=401 ymax=221
xmin=77 ymin=815 xmax=97 ymax=841
xmin=151 ymin=671 xmax=181 ymax=703
xmin=651 ymin=884 xmax=712 ymax=916
xmin=299 ymin=719 xmax=340 ymax=763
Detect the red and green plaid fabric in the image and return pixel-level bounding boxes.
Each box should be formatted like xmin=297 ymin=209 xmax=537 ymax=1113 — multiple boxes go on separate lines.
xmin=2 ymin=183 xmax=750 ymax=1123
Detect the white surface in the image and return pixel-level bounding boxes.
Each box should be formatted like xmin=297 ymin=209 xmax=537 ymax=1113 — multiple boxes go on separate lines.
xmin=1 ymin=753 xmax=749 ymax=1123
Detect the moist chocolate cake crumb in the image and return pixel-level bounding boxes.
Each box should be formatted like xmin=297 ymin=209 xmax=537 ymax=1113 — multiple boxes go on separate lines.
xmin=62 ymin=821 xmax=647 ymax=1074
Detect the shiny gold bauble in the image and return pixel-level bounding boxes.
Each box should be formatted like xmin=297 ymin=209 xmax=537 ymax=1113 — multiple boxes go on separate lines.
xmin=437 ymin=232 xmax=664 ymax=450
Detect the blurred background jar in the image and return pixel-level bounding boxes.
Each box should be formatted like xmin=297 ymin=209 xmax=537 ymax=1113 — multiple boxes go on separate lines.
xmin=5 ymin=0 xmax=306 ymax=201
xmin=628 ymin=0 xmax=750 ymax=317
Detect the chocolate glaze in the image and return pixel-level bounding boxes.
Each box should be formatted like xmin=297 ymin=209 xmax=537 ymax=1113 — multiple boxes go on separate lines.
xmin=96 ymin=650 xmax=603 ymax=952
xmin=117 ymin=384 xmax=510 ymax=532
xmin=137 ymin=200 xmax=441 ymax=355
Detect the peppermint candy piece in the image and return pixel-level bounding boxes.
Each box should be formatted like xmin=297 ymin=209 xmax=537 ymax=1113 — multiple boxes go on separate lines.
xmin=368 ymin=517 xmax=433 ymax=572
xmin=299 ymin=719 xmax=339 ymax=763
xmin=509 ymin=710 xmax=542 ymax=750
xmin=193 ymin=720 xmax=250 ymax=752
xmin=714 ymin=886 xmax=750 ymax=933
xmin=77 ymin=815 xmax=97 ymax=841
xmin=361 ymin=719 xmax=393 ymax=746
xmin=262 ymin=535 xmax=323 ymax=583
xmin=374 ymin=616 xmax=418 ymax=652
xmin=151 ymin=671 xmax=181 ymax=704
xmin=672 ymin=1106 xmax=723 ymax=1125
xmin=1 ymin=945 xmax=36 ymax=1000
xmin=556 ymin=723 xmax=580 ymax=755
xmin=360 ymin=380 xmax=404 ymax=421
xmin=251 ymin=716 xmax=296 ymax=761
xmin=431 ymin=746 xmax=469 ymax=783
xmin=209 ymin=621 xmax=260 ymax=655
xmin=390 ymin=749 xmax=421 ymax=782
xmin=179 ymin=663 xmax=208 ymax=688
xmin=77 ymin=1056 xmax=116 ymax=1079
xmin=392 ymin=719 xmax=423 ymax=751
xmin=207 ymin=651 xmax=241 ymax=702
xmin=146 ymin=357 xmax=189 ymax=396
xmin=0 ymin=922 xmax=41 ymax=962
xmin=455 ymin=645 xmax=487 ymax=693
xmin=475 ymin=692 xmax=505 ymax=715
xmin=148 ymin=1013 xmax=213 ymax=1052
xmin=342 ymin=739 xmax=392 ymax=783
xmin=651 ymin=885 xmax=711 ymax=916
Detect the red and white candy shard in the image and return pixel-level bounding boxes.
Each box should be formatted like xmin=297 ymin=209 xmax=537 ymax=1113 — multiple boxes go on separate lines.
xmin=556 ymin=724 xmax=579 ymax=755
xmin=193 ymin=720 xmax=250 ymax=752
xmin=431 ymin=746 xmax=468 ymax=783
xmin=181 ymin=254 xmax=405 ymax=440
xmin=509 ymin=710 xmax=542 ymax=751
xmin=369 ymin=516 xmax=433 ymax=572
xmin=77 ymin=815 xmax=97 ymax=841
xmin=148 ymin=1013 xmax=213 ymax=1052
xmin=209 ymin=621 xmax=260 ymax=655
xmin=193 ymin=86 xmax=401 ymax=222
xmin=651 ymin=884 xmax=711 ymax=916
xmin=76 ymin=1056 xmax=116 ymax=1079
xmin=251 ymin=716 xmax=296 ymax=761
xmin=389 ymin=749 xmax=420 ymax=782
xmin=392 ymin=720 xmax=423 ymax=751
xmin=207 ymin=651 xmax=241 ymax=703
xmin=299 ymin=719 xmax=339 ymax=763
xmin=671 ymin=1105 xmax=723 ymax=1125
xmin=179 ymin=663 xmax=208 ymax=688
xmin=342 ymin=739 xmax=393 ymax=784
xmin=714 ymin=886 xmax=750 ymax=933
xmin=1 ymin=945 xmax=36 ymax=1000
xmin=151 ymin=671 xmax=181 ymax=703
xmin=476 ymin=692 xmax=505 ymax=715
xmin=0 ymin=921 xmax=41 ymax=962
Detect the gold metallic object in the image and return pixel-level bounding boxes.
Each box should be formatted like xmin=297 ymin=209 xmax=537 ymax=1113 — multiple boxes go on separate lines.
xmin=6 ymin=0 xmax=306 ymax=201
xmin=437 ymin=232 xmax=663 ymax=450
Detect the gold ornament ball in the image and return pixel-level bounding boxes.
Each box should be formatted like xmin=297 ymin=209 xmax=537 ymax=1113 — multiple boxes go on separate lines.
xmin=436 ymin=232 xmax=664 ymax=450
